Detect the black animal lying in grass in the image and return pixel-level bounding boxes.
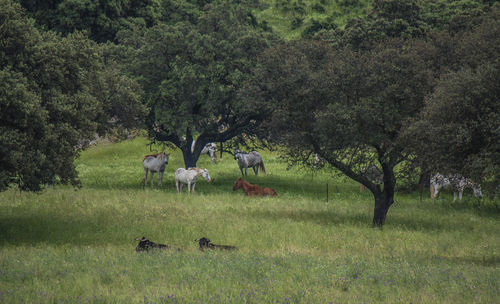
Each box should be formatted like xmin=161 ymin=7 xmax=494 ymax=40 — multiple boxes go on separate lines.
xmin=135 ymin=237 xmax=169 ymax=252
xmin=195 ymin=237 xmax=238 ymax=251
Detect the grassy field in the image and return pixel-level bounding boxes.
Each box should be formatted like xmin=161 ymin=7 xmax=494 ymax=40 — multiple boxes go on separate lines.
xmin=0 ymin=137 xmax=499 ymax=303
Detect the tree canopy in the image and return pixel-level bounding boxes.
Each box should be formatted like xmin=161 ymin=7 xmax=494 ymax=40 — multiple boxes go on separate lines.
xmin=0 ymin=0 xmax=145 ymax=191
xmin=123 ymin=2 xmax=275 ymax=167
xmin=20 ymin=0 xmax=164 ymax=43
xmin=252 ymin=37 xmax=433 ymax=226
xmin=249 ymin=3 xmax=499 ymax=226
xmin=404 ymin=8 xmax=500 ymax=191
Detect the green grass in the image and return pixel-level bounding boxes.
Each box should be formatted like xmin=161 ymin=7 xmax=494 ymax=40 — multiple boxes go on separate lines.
xmin=1 ymin=137 xmax=499 ymax=303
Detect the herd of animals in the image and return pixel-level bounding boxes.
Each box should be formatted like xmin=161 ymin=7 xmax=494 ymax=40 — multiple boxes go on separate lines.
xmin=143 ymin=143 xmax=483 ymax=201
xmin=139 ymin=143 xmax=266 ymax=252
xmin=139 ymin=143 xmax=483 ymax=252
xmin=143 ymin=144 xmax=277 ymax=196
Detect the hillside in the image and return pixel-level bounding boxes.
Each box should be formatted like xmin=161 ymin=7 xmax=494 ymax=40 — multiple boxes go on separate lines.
xmin=255 ymin=0 xmax=372 ymax=39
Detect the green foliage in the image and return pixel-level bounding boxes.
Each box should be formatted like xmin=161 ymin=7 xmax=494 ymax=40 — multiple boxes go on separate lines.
xmin=253 ymin=37 xmax=433 ymax=225
xmin=404 ymin=8 xmax=499 ymax=192
xmin=6 ymin=0 xmax=497 ymax=199
xmin=19 ymin=0 xmax=496 ymax=43
xmin=302 ymin=18 xmax=337 ymax=37
xmin=407 ymin=64 xmax=500 ymax=193
xmin=123 ymin=2 xmax=275 ymax=167
xmin=290 ymin=16 xmax=304 ymax=29
xmin=313 ymin=0 xmax=494 ymax=50
xmin=272 ymin=0 xmax=495 ymax=42
xmin=0 ymin=69 xmax=46 ymax=191
xmin=368 ymin=0 xmax=429 ymax=38
xmin=312 ymin=2 xmax=326 ymax=13
xmin=21 ymin=0 xmax=164 ymax=43
xmin=0 ymin=0 xmax=146 ymax=191
xmin=258 ymin=0 xmax=372 ymax=40
xmin=420 ymin=0 xmax=492 ymax=33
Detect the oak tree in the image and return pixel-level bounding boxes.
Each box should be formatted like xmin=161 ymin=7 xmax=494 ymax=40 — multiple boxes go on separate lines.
xmin=254 ymin=39 xmax=432 ymax=226
xmin=126 ymin=2 xmax=274 ymax=168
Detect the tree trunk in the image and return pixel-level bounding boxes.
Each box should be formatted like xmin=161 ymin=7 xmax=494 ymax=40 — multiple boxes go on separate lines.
xmin=418 ymin=171 xmax=430 ymax=188
xmin=372 ymin=181 xmax=395 ymax=227
xmin=373 ymin=198 xmax=392 ymax=227
xmin=182 ymin=148 xmax=197 ymax=169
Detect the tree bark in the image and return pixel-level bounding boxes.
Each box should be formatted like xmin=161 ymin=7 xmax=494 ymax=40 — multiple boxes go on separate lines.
xmin=372 ymin=162 xmax=396 ymax=227
xmin=182 ymin=148 xmax=197 ymax=169
xmin=372 ymin=183 xmax=395 ymax=227
xmin=372 ymin=195 xmax=393 ymax=227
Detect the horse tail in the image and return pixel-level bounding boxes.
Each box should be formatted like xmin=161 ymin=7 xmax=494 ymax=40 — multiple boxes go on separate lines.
xmin=259 ymin=161 xmax=266 ymax=175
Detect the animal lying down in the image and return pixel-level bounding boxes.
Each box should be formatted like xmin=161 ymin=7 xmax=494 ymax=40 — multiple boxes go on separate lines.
xmin=136 ymin=237 xmax=168 ymax=252
xmin=232 ymin=177 xmax=277 ymax=196
xmin=196 ymin=237 xmax=238 ymax=251
xmin=135 ymin=237 xmax=182 ymax=252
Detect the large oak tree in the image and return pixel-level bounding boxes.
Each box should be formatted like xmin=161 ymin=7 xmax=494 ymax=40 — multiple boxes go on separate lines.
xmin=253 ymin=39 xmax=432 ymax=226
xmin=126 ymin=2 xmax=274 ymax=168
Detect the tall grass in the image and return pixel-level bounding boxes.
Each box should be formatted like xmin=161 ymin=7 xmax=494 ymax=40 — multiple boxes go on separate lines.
xmin=0 ymin=137 xmax=499 ymax=303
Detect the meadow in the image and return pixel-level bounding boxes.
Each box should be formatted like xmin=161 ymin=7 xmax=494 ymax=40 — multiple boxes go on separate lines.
xmin=0 ymin=137 xmax=499 ymax=303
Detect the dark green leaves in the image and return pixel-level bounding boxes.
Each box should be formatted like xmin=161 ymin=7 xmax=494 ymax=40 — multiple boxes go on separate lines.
xmin=126 ymin=2 xmax=274 ymax=167
xmin=0 ymin=1 xmax=145 ymax=191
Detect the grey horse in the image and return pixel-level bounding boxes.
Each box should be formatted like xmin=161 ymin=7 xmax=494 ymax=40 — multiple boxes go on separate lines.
xmin=430 ymin=173 xmax=482 ymax=201
xmin=143 ymin=153 xmax=169 ymax=186
xmin=234 ymin=149 xmax=266 ymax=176
xmin=191 ymin=141 xmax=218 ymax=162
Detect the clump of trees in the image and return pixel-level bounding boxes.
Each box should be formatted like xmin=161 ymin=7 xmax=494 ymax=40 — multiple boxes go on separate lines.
xmin=0 ymin=1 xmax=145 ymax=191
xmin=250 ymin=1 xmax=499 ymax=226
xmin=20 ymin=0 xmax=163 ymax=43
xmin=404 ymin=7 xmax=500 ymax=192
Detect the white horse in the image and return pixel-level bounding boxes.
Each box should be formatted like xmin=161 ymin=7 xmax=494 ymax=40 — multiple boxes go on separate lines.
xmin=201 ymin=143 xmax=218 ymax=162
xmin=430 ymin=173 xmax=482 ymax=201
xmin=191 ymin=141 xmax=218 ymax=162
xmin=234 ymin=149 xmax=266 ymax=176
xmin=174 ymin=167 xmax=211 ymax=193
xmin=143 ymin=153 xmax=169 ymax=186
